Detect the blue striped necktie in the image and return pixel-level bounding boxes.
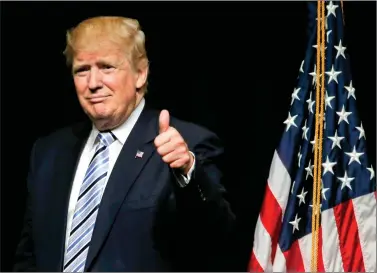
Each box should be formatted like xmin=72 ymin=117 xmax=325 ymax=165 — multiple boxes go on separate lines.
xmin=63 ymin=131 xmax=116 ymax=272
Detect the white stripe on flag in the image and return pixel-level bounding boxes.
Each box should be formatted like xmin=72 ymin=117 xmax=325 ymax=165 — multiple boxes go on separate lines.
xmin=298 ymin=233 xmax=313 ymax=272
xmin=268 ymin=150 xmax=291 ymax=218
xmin=252 ymin=215 xmax=273 ymax=271
xmin=352 ymin=192 xmax=376 ymax=272
xmin=272 ymin=245 xmax=286 ymax=272
xmin=321 ymin=208 xmax=344 ymax=271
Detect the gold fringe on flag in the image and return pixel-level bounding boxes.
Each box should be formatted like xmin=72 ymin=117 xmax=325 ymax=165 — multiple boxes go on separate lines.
xmin=311 ymin=1 xmax=346 ymax=271
xmin=311 ymin=0 xmax=326 ymax=271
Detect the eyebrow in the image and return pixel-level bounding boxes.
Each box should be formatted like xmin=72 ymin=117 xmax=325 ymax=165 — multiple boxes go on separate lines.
xmin=72 ymin=64 xmax=90 ymax=73
xmin=72 ymin=60 xmax=118 ymax=72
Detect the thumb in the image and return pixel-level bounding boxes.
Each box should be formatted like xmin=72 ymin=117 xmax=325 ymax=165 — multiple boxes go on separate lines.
xmin=159 ymin=109 xmax=170 ymax=133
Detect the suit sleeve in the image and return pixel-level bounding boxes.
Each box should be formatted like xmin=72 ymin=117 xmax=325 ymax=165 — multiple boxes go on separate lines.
xmin=13 ymin=141 xmax=38 ymax=272
xmin=162 ymin=128 xmax=236 ymax=270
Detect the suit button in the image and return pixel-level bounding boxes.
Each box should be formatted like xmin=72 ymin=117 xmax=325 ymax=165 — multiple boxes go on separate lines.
xmin=197 ymin=185 xmax=206 ymax=201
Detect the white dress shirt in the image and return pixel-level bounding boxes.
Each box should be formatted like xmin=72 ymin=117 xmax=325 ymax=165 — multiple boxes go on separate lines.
xmin=64 ymin=98 xmax=195 ymax=250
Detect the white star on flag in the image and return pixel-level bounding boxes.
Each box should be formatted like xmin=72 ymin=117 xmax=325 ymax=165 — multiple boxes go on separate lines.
xmin=283 ymin=112 xmax=298 ymax=132
xmin=326 ymin=1 xmax=338 ymax=18
xmin=345 ymin=146 xmax=364 ymax=165
xmin=328 ymin=129 xmax=344 ymax=150
xmin=325 ymin=65 xmax=342 ymax=84
xmin=325 ymin=90 xmax=335 ymax=109
xmin=344 ymin=81 xmax=356 ymax=100
xmin=336 ymin=105 xmax=352 ymax=124
xmin=334 ymin=39 xmax=346 ymax=59
xmin=296 ymin=187 xmax=308 ymax=206
xmin=355 ymin=123 xmax=366 ymax=139
xmin=322 ymin=156 xmax=337 ymax=175
xmin=291 ymin=87 xmax=301 ymax=105
xmin=289 ymin=214 xmax=301 ymax=233
xmin=337 ymin=171 xmax=355 ymax=190
xmin=367 ymin=165 xmax=375 ymax=180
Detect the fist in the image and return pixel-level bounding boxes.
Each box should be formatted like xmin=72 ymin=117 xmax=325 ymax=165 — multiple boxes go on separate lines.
xmin=154 ymin=110 xmax=194 ymax=174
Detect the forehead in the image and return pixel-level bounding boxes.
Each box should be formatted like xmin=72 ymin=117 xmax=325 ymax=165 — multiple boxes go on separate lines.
xmin=73 ymin=42 xmax=127 ymax=65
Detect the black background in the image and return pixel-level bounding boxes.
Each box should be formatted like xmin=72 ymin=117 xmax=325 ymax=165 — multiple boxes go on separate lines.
xmin=1 ymin=1 xmax=375 ymax=271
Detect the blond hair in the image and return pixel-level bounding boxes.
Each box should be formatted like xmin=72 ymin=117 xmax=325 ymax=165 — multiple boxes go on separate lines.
xmin=63 ymin=16 xmax=149 ymax=94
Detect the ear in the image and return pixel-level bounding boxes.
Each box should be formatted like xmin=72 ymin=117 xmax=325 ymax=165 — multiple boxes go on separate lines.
xmin=135 ymin=61 xmax=149 ymax=89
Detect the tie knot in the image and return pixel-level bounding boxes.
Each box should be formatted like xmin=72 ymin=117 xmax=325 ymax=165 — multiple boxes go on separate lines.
xmin=97 ymin=131 xmax=116 ymax=147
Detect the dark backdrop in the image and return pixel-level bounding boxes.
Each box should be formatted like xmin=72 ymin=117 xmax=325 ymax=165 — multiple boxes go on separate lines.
xmin=1 ymin=1 xmax=375 ymax=271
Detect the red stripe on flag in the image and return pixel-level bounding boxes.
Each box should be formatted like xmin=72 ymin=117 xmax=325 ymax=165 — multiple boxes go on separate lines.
xmin=283 ymin=239 xmax=305 ymax=271
xmin=248 ymin=252 xmax=264 ymax=272
xmin=317 ymin=227 xmax=325 ymax=272
xmin=259 ymin=183 xmax=283 ymax=263
xmin=333 ymin=199 xmax=365 ymax=272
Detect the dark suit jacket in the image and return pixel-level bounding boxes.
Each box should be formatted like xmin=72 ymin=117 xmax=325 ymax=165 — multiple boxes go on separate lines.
xmin=13 ymin=105 xmax=235 ymax=272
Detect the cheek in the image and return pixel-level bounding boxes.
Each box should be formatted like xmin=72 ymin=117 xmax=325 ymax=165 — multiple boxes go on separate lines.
xmin=103 ymin=76 xmax=134 ymax=99
xmin=102 ymin=75 xmax=122 ymax=91
xmin=74 ymin=77 xmax=87 ymax=95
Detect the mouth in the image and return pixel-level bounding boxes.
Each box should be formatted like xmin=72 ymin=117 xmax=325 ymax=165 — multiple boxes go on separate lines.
xmin=87 ymin=96 xmax=109 ymax=103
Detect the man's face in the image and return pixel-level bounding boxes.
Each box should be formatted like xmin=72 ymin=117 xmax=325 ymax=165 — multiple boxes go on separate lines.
xmin=72 ymin=42 xmax=147 ymax=130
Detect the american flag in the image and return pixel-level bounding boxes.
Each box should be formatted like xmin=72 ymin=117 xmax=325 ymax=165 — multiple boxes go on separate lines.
xmin=248 ymin=1 xmax=376 ymax=272
xmin=135 ymin=150 xmax=144 ymax=158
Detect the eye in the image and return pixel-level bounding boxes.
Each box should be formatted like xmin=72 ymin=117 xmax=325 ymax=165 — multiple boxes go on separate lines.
xmin=73 ymin=66 xmax=89 ymax=76
xmin=100 ymin=64 xmax=115 ymax=72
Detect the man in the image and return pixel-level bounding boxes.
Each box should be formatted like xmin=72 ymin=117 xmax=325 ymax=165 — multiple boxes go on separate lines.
xmin=13 ymin=16 xmax=235 ymax=272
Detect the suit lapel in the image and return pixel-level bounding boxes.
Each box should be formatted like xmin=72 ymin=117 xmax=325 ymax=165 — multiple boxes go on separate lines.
xmin=85 ymin=108 xmax=158 ymax=270
xmin=44 ymin=121 xmax=91 ymax=271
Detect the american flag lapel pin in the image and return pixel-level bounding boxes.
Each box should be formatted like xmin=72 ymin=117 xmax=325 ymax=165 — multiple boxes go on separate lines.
xmin=135 ymin=150 xmax=144 ymax=159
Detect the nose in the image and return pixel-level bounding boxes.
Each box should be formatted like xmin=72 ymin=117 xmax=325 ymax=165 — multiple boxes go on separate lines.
xmin=88 ymin=68 xmax=103 ymax=92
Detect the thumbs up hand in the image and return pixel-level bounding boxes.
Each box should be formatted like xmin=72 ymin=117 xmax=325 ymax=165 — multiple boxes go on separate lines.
xmin=158 ymin=109 xmax=170 ymax=134
xmin=154 ymin=110 xmax=194 ymax=175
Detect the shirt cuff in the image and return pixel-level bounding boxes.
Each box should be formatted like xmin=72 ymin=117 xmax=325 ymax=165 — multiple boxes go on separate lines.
xmin=173 ymin=151 xmax=195 ymax=188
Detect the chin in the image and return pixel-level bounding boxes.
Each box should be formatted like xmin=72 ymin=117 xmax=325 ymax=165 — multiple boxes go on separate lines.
xmin=85 ymin=107 xmax=110 ymax=122
xmin=89 ymin=111 xmax=120 ymax=131
xmin=91 ymin=104 xmax=111 ymax=117
xmin=94 ymin=121 xmax=113 ymax=131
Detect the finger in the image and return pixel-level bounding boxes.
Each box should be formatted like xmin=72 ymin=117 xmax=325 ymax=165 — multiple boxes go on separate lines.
xmin=154 ymin=126 xmax=181 ymax=147
xmin=169 ymin=157 xmax=190 ymax=169
xmin=154 ymin=131 xmax=172 ymax=147
xmin=159 ymin=109 xmax=170 ymax=134
xmin=156 ymin=141 xmax=176 ymax=156
xmin=161 ymin=150 xmax=183 ymax=165
xmin=162 ymin=148 xmax=189 ymax=164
